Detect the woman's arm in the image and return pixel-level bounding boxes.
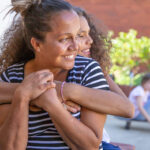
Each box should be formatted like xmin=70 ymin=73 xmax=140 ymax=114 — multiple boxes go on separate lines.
xmin=0 ymin=82 xmax=19 ymax=104
xmin=34 ymin=89 xmax=105 ymax=150
xmin=0 ymin=91 xmax=29 ymax=150
xmin=0 ymin=70 xmax=55 ymax=150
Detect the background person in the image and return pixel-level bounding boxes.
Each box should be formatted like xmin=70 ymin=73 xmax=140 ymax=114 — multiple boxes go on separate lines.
xmin=129 ymin=73 xmax=150 ymax=122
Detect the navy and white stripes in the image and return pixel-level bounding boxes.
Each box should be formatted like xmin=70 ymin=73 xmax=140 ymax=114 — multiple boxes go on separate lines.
xmin=0 ymin=55 xmax=109 ymax=150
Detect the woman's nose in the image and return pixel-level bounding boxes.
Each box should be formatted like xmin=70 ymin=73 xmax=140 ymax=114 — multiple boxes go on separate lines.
xmin=69 ymin=38 xmax=79 ymax=52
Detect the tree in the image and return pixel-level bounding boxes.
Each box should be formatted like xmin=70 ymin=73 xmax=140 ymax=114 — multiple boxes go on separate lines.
xmin=110 ymin=29 xmax=150 ymax=85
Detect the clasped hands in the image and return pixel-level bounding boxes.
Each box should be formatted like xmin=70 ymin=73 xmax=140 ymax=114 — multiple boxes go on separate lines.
xmin=17 ymin=69 xmax=80 ymax=113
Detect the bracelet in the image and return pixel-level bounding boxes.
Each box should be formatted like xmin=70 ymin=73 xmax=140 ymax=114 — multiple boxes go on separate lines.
xmin=61 ymin=81 xmax=66 ymax=103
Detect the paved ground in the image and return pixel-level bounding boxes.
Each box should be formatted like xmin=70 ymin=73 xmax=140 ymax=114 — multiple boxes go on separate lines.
xmin=105 ymin=115 xmax=150 ymax=150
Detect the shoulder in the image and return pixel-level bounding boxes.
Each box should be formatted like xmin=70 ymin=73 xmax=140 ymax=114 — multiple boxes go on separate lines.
xmin=0 ymin=62 xmax=25 ymax=83
xmin=74 ymin=56 xmax=109 ymax=90
xmin=74 ymin=55 xmax=101 ymax=71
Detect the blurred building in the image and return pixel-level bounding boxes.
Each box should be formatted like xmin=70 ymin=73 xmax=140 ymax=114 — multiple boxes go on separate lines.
xmin=68 ymin=0 xmax=150 ymax=37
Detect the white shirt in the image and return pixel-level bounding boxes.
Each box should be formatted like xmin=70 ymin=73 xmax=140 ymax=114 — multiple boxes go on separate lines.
xmin=129 ymin=85 xmax=150 ymax=117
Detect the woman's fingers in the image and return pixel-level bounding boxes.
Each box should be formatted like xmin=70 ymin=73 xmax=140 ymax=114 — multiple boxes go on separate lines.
xmin=40 ymin=82 xmax=56 ymax=90
xmin=21 ymin=69 xmax=55 ymax=101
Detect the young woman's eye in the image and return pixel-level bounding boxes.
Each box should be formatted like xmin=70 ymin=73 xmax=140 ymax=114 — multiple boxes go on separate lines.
xmin=78 ymin=34 xmax=85 ymax=38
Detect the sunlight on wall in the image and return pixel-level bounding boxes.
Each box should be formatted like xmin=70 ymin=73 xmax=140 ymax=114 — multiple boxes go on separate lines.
xmin=0 ymin=0 xmax=12 ymax=37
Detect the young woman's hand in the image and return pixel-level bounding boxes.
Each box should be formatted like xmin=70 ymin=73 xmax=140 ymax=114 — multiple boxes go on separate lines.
xmin=64 ymin=101 xmax=81 ymax=113
xmin=54 ymin=80 xmax=80 ymax=113
xmin=15 ymin=70 xmax=55 ymax=103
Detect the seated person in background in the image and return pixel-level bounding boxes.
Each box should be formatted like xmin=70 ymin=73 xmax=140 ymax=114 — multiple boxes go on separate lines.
xmin=129 ymin=73 xmax=150 ymax=122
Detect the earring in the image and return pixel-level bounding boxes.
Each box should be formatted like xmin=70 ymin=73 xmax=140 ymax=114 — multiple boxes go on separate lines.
xmin=37 ymin=47 xmax=40 ymax=52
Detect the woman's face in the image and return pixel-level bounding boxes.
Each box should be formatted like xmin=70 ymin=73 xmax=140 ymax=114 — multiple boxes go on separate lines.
xmin=78 ymin=16 xmax=93 ymax=58
xmin=36 ymin=10 xmax=80 ymax=70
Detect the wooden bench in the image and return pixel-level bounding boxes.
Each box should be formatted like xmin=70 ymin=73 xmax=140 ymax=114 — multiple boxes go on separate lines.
xmin=118 ymin=85 xmax=135 ymax=97
xmin=111 ymin=142 xmax=135 ymax=150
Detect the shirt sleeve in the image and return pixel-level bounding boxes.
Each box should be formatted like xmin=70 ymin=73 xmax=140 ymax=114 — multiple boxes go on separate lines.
xmin=82 ymin=60 xmax=109 ymax=90
xmin=0 ymin=70 xmax=10 ymax=82
xmin=132 ymin=86 xmax=144 ymax=97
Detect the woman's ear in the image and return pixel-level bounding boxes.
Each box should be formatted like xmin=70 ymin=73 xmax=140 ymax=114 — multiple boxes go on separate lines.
xmin=31 ymin=37 xmax=41 ymax=52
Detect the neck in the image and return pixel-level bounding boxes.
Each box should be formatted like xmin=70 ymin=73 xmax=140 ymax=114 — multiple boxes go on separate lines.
xmin=25 ymin=59 xmax=68 ymax=80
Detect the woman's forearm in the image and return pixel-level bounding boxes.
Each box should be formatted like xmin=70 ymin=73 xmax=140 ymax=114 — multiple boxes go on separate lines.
xmin=42 ymin=90 xmax=101 ymax=150
xmin=64 ymin=83 xmax=134 ymax=118
xmin=49 ymin=106 xmax=100 ymax=150
xmin=0 ymin=82 xmax=19 ymax=104
xmin=0 ymin=92 xmax=29 ymax=150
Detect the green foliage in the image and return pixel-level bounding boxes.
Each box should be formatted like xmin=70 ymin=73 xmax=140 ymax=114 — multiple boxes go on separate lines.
xmin=110 ymin=29 xmax=150 ymax=85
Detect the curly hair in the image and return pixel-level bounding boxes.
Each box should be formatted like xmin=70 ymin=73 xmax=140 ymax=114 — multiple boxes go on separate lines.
xmin=0 ymin=0 xmax=74 ymax=74
xmin=0 ymin=16 xmax=34 ymax=73
xmin=74 ymin=7 xmax=112 ymax=75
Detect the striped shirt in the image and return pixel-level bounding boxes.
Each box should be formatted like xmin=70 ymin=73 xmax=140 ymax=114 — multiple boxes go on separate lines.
xmin=0 ymin=55 xmax=109 ymax=150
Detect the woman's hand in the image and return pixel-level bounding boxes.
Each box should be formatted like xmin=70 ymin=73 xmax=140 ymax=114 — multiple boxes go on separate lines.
xmin=31 ymin=88 xmax=59 ymax=111
xmin=15 ymin=69 xmax=55 ymax=103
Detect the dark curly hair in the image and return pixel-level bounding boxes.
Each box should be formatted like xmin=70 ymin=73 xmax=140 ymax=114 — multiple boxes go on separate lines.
xmin=0 ymin=0 xmax=74 ymax=73
xmin=141 ymin=73 xmax=150 ymax=85
xmin=74 ymin=7 xmax=112 ymax=75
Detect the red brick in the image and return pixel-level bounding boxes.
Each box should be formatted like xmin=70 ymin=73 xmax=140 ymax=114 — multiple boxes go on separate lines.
xmin=68 ymin=0 xmax=150 ymax=37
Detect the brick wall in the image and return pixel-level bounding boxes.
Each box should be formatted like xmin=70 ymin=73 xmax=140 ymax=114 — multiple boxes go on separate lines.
xmin=68 ymin=0 xmax=150 ymax=37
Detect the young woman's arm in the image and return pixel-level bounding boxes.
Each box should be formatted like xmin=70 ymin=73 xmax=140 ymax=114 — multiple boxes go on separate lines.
xmin=60 ymin=82 xmax=134 ymax=118
xmin=0 ymin=80 xmax=134 ymax=118
xmin=105 ymin=75 xmax=127 ymax=99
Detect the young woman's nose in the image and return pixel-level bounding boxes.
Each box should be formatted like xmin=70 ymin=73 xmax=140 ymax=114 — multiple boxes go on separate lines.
xmin=86 ymin=35 xmax=93 ymax=45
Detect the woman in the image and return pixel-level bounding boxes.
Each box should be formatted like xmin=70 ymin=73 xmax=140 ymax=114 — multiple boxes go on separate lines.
xmin=0 ymin=0 xmax=107 ymax=149
xmin=0 ymin=0 xmax=133 ymax=149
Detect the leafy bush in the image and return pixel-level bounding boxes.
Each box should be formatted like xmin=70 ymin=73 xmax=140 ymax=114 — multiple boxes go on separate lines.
xmin=110 ymin=29 xmax=150 ymax=85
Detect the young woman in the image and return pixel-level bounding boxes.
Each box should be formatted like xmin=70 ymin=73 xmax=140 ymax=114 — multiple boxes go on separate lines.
xmin=75 ymin=7 xmax=128 ymax=150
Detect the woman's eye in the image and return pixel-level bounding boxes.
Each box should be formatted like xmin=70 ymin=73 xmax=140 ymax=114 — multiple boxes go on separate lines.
xmin=59 ymin=38 xmax=70 ymax=42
